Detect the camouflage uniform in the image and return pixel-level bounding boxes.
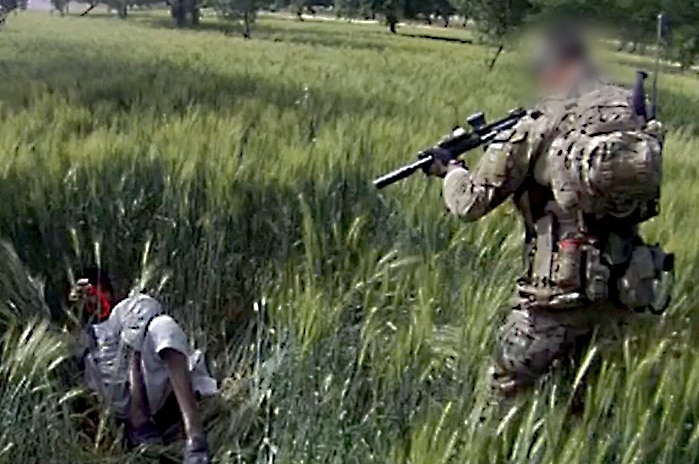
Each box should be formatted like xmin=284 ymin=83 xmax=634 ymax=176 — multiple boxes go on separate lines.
xmin=443 ymin=76 xmax=667 ymax=396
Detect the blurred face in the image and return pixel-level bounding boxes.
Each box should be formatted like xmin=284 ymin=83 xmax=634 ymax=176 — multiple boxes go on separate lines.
xmin=535 ymin=61 xmax=579 ymax=94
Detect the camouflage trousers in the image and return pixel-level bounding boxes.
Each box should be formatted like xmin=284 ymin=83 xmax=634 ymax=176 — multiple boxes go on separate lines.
xmin=491 ymin=301 xmax=630 ymax=397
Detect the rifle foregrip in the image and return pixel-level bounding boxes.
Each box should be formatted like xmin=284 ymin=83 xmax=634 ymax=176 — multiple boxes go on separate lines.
xmin=373 ymin=156 xmax=434 ymax=189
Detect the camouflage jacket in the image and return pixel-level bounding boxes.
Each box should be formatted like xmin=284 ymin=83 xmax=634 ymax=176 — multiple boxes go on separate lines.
xmin=442 ymin=93 xmax=560 ymax=230
xmin=442 ymin=76 xmax=661 ymax=234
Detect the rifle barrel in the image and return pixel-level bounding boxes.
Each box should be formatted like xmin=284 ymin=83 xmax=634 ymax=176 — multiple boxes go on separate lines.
xmin=373 ymin=156 xmax=433 ymax=189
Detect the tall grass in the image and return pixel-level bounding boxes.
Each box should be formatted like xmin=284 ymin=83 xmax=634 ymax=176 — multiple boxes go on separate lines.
xmin=1 ymin=11 xmax=699 ymax=463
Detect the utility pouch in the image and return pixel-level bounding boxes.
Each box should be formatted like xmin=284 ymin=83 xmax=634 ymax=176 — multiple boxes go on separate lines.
xmin=649 ymin=245 xmax=675 ymax=314
xmin=617 ymin=243 xmax=674 ymax=314
xmin=617 ymin=245 xmax=655 ymax=310
xmin=532 ymin=215 xmax=554 ymax=283
xmin=585 ymin=245 xmax=610 ymax=302
xmin=553 ymin=235 xmax=584 ymax=290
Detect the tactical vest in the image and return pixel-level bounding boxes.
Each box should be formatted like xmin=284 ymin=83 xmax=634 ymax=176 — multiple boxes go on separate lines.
xmin=519 ymin=82 xmax=672 ymax=313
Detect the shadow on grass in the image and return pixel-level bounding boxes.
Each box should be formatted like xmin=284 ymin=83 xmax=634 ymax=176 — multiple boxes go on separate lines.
xmin=398 ymin=32 xmax=472 ymax=45
xmin=613 ymin=55 xmax=695 ymax=76
xmin=79 ymin=11 xmax=473 ymax=52
xmin=134 ymin=14 xmax=399 ymax=51
xmin=0 ymin=35 xmax=411 ymax=128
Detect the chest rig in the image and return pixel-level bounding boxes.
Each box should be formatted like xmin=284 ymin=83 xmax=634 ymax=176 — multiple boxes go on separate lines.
xmin=515 ymin=81 xmax=671 ymax=313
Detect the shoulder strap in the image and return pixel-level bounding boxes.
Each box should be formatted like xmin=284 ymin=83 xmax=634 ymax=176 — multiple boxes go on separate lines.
xmin=142 ymin=312 xmax=160 ymax=339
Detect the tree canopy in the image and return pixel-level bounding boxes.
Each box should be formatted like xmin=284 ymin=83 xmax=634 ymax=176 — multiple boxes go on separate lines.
xmin=57 ymin=0 xmax=699 ymax=69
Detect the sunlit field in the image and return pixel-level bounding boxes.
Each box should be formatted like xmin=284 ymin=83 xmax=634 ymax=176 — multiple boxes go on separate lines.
xmin=2 ymin=11 xmax=699 ymax=463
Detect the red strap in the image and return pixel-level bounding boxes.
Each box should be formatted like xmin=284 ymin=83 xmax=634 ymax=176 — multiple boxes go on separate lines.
xmin=559 ymin=238 xmax=583 ymax=250
xmin=85 ymin=285 xmax=112 ymax=321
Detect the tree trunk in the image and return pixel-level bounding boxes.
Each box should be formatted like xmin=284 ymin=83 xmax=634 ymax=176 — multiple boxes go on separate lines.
xmin=117 ymin=2 xmax=127 ymax=18
xmin=488 ymin=44 xmax=504 ymax=70
xmin=387 ymin=13 xmax=397 ymax=33
xmin=79 ymin=2 xmax=96 ymax=16
xmin=171 ymin=0 xmax=186 ymax=27
xmin=243 ymin=11 xmax=251 ymax=39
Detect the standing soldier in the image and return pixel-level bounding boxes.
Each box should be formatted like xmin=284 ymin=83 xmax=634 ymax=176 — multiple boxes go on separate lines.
xmin=423 ymin=24 xmax=673 ymax=398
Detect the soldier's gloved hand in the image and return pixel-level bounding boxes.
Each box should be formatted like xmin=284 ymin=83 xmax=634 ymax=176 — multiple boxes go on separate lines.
xmin=184 ymin=435 xmax=211 ymax=464
xmin=419 ymin=147 xmax=465 ymax=178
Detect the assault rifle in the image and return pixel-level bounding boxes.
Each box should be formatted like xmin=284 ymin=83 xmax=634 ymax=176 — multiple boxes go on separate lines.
xmin=373 ymin=108 xmax=540 ymax=189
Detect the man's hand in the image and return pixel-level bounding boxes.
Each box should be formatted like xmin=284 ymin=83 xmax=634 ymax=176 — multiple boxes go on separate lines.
xmin=420 ymin=147 xmax=465 ymax=178
xmin=68 ymin=278 xmax=92 ymax=304
xmin=184 ymin=435 xmax=211 ymax=464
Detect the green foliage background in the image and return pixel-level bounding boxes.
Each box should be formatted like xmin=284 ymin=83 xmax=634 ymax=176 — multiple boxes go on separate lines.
xmin=2 ymin=11 xmax=699 ymax=464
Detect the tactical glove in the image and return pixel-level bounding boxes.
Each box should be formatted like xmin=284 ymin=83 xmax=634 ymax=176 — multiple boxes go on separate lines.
xmin=184 ymin=435 xmax=211 ymax=464
xmin=419 ymin=147 xmax=465 ymax=178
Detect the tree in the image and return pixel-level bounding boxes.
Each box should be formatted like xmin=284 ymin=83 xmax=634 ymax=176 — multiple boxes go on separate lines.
xmin=469 ymin=0 xmax=530 ymax=40
xmin=383 ymin=0 xmax=401 ymax=33
xmin=432 ymin=0 xmax=455 ymax=26
xmin=334 ymin=0 xmax=361 ymax=19
xmin=50 ymin=0 xmax=70 ymax=15
xmin=290 ymin=0 xmax=320 ymax=20
xmin=613 ymin=0 xmax=660 ymax=53
xmin=72 ymin=0 xmax=163 ymax=19
xmin=462 ymin=0 xmax=531 ymax=68
xmin=170 ymin=0 xmax=200 ymax=27
xmin=0 ymin=0 xmax=16 ymax=25
xmin=0 ymin=0 xmax=17 ymax=18
xmin=206 ymin=0 xmax=263 ymax=37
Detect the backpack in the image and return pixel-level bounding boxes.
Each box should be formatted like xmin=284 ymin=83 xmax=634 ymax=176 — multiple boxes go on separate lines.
xmin=548 ymin=83 xmax=665 ymax=224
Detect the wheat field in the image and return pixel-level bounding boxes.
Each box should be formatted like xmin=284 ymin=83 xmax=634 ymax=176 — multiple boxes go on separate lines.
xmin=2 ymin=11 xmax=699 ymax=464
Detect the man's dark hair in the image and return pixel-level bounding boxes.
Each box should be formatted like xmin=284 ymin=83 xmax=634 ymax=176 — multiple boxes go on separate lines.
xmin=79 ymin=266 xmax=114 ymax=295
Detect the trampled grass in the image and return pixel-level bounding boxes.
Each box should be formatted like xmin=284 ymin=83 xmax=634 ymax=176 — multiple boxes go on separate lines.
xmin=2 ymin=10 xmax=699 ymax=464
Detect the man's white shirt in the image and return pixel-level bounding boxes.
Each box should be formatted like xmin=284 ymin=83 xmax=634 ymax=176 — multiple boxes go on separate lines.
xmin=82 ymin=294 xmax=218 ymax=418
